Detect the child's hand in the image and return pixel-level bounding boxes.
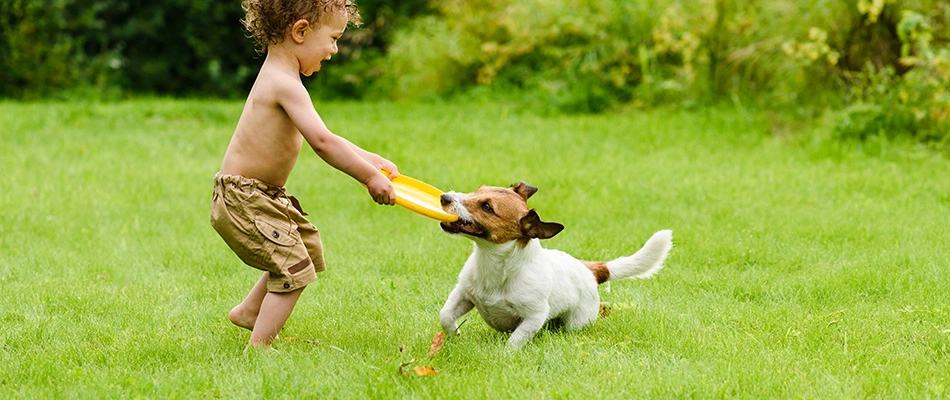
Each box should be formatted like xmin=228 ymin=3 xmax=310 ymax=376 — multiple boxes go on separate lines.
xmin=378 ymin=159 xmax=399 ymax=179
xmin=366 ymin=174 xmax=396 ymax=205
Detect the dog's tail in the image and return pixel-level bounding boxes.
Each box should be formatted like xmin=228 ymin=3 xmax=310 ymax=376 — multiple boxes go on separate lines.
xmin=584 ymin=230 xmax=672 ymax=284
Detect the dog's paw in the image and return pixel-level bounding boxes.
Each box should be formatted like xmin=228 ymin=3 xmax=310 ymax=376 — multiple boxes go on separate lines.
xmin=441 ymin=326 xmax=459 ymax=336
xmin=505 ymin=338 xmax=528 ymax=350
xmin=442 ymin=319 xmax=467 ymax=337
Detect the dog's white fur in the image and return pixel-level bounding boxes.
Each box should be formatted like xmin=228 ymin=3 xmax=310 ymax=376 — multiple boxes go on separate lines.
xmin=438 ymin=182 xmax=672 ymax=349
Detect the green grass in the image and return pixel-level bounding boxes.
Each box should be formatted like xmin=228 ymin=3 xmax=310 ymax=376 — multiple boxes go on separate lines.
xmin=1 ymin=99 xmax=949 ymax=398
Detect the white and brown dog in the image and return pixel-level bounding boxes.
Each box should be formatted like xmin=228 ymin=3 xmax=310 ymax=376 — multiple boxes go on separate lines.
xmin=438 ymin=182 xmax=672 ymax=349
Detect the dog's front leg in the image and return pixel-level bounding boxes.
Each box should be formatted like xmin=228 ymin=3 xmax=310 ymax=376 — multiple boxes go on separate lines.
xmin=507 ymin=309 xmax=549 ymax=349
xmin=440 ymin=286 xmax=474 ymax=335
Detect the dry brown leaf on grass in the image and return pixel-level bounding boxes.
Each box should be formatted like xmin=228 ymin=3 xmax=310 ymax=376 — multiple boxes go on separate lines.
xmin=413 ymin=366 xmax=438 ymax=376
xmin=395 ymin=331 xmax=445 ymax=376
xmin=428 ymin=331 xmax=445 ymax=358
xmin=397 ymin=358 xmax=439 ymax=376
xmin=398 ymin=358 xmax=417 ymax=376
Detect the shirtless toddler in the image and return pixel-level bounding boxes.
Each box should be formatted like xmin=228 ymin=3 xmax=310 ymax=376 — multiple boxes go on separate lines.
xmin=210 ymin=0 xmax=396 ymax=350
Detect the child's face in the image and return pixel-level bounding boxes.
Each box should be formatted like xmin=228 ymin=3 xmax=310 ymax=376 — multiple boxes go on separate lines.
xmin=299 ymin=11 xmax=348 ymax=76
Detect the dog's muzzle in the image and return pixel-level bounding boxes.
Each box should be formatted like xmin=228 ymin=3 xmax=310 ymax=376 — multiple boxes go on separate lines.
xmin=440 ymin=219 xmax=485 ymax=237
xmin=439 ymin=192 xmax=484 ymax=236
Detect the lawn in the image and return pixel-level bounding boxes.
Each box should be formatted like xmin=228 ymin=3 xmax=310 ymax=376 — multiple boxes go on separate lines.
xmin=1 ymin=99 xmax=948 ymax=398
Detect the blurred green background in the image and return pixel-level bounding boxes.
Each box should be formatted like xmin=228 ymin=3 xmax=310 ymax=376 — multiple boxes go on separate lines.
xmin=1 ymin=0 xmax=948 ymax=144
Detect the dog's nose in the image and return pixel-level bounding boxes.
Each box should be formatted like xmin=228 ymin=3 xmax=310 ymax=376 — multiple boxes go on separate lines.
xmin=440 ymin=193 xmax=452 ymax=206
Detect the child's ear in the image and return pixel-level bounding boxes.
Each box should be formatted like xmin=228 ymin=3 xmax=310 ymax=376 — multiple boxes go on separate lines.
xmin=291 ymin=19 xmax=310 ymax=43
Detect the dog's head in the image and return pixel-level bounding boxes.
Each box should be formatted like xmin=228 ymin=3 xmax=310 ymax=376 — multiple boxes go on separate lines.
xmin=439 ymin=182 xmax=564 ymax=245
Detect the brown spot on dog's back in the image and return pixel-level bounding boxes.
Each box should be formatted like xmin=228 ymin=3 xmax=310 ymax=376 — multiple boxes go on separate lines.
xmin=583 ymin=261 xmax=610 ymax=284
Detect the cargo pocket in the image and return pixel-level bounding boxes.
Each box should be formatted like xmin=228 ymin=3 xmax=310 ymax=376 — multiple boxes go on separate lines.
xmin=255 ymin=217 xmax=298 ymax=247
xmin=250 ymin=215 xmax=295 ymax=270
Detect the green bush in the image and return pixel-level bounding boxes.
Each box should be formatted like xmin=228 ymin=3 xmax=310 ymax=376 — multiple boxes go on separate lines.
xmin=382 ymin=0 xmax=659 ymax=112
xmin=0 ymin=0 xmax=114 ymax=98
xmin=0 ymin=0 xmax=430 ymax=99
xmin=834 ymin=102 xmax=919 ymax=140
xmin=0 ymin=0 xmax=256 ymax=98
xmin=2 ymin=0 xmax=947 ymax=148
xmin=832 ymin=6 xmax=950 ymax=147
xmin=380 ymin=0 xmax=860 ymax=112
xmin=379 ymin=0 xmax=947 ymax=146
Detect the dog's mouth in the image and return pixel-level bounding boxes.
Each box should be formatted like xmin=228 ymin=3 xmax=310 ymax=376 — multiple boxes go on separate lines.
xmin=440 ymin=219 xmax=485 ymax=237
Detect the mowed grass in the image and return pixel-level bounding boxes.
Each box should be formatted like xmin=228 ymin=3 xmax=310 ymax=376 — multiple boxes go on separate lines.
xmin=1 ymin=99 xmax=949 ymax=398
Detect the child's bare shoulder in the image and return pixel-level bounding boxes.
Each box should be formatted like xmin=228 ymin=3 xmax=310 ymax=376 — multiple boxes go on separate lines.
xmin=251 ymin=63 xmax=306 ymax=104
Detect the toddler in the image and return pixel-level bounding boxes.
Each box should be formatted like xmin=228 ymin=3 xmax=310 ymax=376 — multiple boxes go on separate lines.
xmin=210 ymin=0 xmax=396 ymax=350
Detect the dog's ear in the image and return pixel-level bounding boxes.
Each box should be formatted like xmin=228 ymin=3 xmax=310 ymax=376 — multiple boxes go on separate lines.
xmin=511 ymin=182 xmax=538 ymax=201
xmin=520 ymin=209 xmax=564 ymax=240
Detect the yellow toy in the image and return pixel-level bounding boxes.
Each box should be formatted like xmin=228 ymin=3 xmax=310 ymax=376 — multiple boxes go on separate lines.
xmin=385 ymin=172 xmax=459 ymax=222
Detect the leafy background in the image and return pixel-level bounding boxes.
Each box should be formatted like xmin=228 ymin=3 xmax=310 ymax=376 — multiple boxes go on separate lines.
xmin=1 ymin=0 xmax=947 ymax=144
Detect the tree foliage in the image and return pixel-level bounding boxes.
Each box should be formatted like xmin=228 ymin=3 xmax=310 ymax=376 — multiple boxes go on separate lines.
xmin=1 ymin=0 xmax=947 ymax=144
xmin=0 ymin=0 xmax=428 ymax=99
xmin=381 ymin=0 xmax=949 ymax=143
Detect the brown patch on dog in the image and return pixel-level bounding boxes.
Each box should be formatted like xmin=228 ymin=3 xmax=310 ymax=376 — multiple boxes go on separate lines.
xmin=458 ymin=186 xmax=534 ymax=244
xmin=519 ymin=210 xmax=564 ymax=243
xmin=444 ymin=183 xmax=563 ymax=245
xmin=583 ymin=261 xmax=610 ymax=284
xmin=510 ymin=182 xmax=538 ymax=201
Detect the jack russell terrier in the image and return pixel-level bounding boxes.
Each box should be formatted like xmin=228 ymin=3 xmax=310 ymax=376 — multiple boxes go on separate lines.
xmin=438 ymin=182 xmax=672 ymax=349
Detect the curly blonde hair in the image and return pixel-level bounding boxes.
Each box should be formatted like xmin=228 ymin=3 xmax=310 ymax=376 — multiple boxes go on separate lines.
xmin=241 ymin=0 xmax=362 ymax=54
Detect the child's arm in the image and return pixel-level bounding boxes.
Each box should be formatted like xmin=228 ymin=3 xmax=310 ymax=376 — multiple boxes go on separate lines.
xmin=341 ymin=138 xmax=399 ymax=178
xmin=279 ymin=81 xmax=395 ymax=205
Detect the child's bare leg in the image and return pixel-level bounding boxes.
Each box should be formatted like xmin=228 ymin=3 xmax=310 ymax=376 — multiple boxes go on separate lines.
xmin=229 ymin=272 xmax=269 ymax=330
xmin=248 ymin=287 xmax=305 ymax=348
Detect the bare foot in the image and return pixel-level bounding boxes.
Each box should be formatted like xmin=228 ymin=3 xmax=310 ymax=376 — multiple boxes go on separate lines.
xmin=244 ymin=342 xmax=277 ymax=354
xmin=229 ymin=305 xmax=258 ymax=331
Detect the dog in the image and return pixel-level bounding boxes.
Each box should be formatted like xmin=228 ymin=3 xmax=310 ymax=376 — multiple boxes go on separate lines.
xmin=438 ymin=182 xmax=672 ymax=349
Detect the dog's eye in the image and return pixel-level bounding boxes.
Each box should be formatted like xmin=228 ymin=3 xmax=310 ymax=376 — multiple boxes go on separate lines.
xmin=480 ymin=202 xmax=494 ymax=213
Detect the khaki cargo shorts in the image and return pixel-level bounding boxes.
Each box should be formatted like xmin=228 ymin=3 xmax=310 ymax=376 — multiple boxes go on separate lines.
xmin=210 ymin=173 xmax=325 ymax=293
